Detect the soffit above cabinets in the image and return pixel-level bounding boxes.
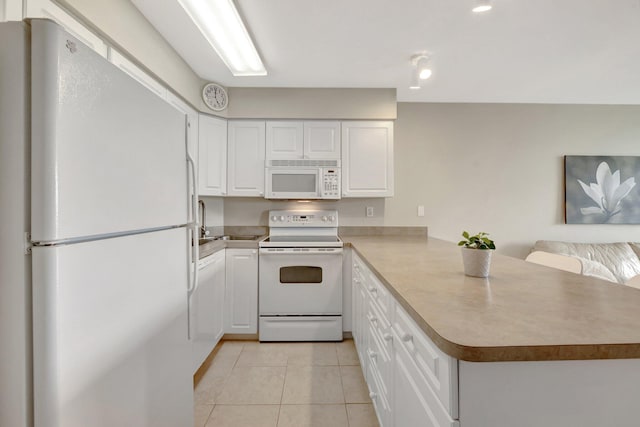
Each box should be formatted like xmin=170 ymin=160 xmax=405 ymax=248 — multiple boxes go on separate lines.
xmin=132 ymin=0 xmax=640 ymax=105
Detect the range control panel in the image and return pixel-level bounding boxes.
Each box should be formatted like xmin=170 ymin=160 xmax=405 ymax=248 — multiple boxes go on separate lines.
xmin=268 ymin=210 xmax=339 ymax=227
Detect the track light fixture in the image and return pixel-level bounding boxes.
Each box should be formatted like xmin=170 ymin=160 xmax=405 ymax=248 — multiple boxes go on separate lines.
xmin=472 ymin=0 xmax=492 ymax=13
xmin=409 ymin=54 xmax=432 ymax=90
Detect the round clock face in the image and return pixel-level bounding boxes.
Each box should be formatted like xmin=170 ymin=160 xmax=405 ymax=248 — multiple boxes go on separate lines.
xmin=202 ymin=83 xmax=228 ymax=111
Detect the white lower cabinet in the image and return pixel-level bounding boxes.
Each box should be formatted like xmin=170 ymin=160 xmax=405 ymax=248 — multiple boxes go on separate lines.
xmin=191 ymin=250 xmax=225 ymax=373
xmin=393 ymin=338 xmax=459 ymax=427
xmin=352 ymin=252 xmax=459 ymax=427
xmin=224 ymin=248 xmax=258 ymax=334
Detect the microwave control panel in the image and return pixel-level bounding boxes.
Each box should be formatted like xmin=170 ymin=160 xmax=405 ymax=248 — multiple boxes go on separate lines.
xmin=322 ymin=169 xmax=340 ymax=198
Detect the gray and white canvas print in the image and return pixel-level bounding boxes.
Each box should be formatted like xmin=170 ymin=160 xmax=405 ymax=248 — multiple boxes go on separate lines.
xmin=565 ymin=156 xmax=640 ymax=224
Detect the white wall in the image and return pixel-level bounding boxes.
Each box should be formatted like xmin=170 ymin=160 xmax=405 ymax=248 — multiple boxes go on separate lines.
xmin=227 ymin=88 xmax=397 ymax=120
xmin=390 ymin=103 xmax=640 ymax=258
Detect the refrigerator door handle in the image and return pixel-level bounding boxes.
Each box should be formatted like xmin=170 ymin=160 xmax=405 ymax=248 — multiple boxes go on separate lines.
xmin=186 ymin=148 xmax=198 ymax=297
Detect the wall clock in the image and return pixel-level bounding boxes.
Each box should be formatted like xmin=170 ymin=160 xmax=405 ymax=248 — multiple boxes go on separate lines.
xmin=202 ymin=82 xmax=228 ymax=111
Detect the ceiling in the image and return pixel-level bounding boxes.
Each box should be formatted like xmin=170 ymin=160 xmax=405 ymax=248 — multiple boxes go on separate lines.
xmin=132 ymin=0 xmax=640 ymax=104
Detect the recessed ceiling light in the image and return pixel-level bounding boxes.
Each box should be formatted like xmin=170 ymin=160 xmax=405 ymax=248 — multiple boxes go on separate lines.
xmin=177 ymin=0 xmax=267 ymax=76
xmin=472 ymin=0 xmax=492 ymax=13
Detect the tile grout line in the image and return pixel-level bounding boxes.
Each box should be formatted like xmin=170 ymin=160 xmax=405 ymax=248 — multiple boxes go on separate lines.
xmin=276 ymin=364 xmax=289 ymax=427
xmin=335 ymin=345 xmax=351 ymax=427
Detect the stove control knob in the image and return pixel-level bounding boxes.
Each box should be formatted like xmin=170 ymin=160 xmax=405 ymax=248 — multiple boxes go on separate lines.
xmin=279 ymin=215 xmax=285 ymax=222
xmin=329 ymin=216 xmax=335 ymax=222
xmin=322 ymin=216 xmax=328 ymax=222
xmin=271 ymin=215 xmax=278 ymax=222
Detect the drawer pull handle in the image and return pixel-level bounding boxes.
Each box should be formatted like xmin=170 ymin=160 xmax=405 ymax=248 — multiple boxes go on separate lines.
xmin=383 ymin=333 xmax=393 ymax=341
xmin=368 ymin=314 xmax=377 ymax=323
xmin=369 ymin=391 xmax=377 ymax=399
xmin=368 ymin=286 xmax=377 ymax=293
xmin=401 ymin=332 xmax=413 ymax=342
xmin=368 ymin=349 xmax=377 ymax=359
xmin=354 ymin=278 xmax=360 ymax=284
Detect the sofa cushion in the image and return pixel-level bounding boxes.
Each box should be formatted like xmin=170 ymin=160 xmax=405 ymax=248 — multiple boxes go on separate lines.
xmin=576 ymin=257 xmax=618 ymax=283
xmin=533 ymin=241 xmax=640 ymax=284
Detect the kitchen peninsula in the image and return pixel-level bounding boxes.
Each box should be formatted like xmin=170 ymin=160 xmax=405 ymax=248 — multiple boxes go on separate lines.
xmin=346 ymin=235 xmax=640 ymax=427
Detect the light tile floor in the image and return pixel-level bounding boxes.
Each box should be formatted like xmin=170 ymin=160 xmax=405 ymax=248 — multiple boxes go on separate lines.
xmin=194 ymin=339 xmax=380 ymax=427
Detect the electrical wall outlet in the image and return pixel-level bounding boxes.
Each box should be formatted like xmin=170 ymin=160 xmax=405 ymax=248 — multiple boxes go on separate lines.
xmin=366 ymin=206 xmax=374 ymax=217
xmin=417 ymin=205 xmax=425 ymax=217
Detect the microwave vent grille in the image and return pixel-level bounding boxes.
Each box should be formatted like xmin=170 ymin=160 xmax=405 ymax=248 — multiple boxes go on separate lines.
xmin=269 ymin=159 xmax=339 ymax=167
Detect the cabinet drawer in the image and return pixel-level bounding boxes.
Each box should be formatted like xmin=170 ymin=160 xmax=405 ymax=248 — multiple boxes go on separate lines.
xmin=393 ymin=303 xmax=458 ymax=418
xmin=366 ymin=297 xmax=393 ymax=358
xmin=364 ymin=270 xmax=392 ymax=321
xmin=366 ymin=313 xmax=392 ymax=398
xmin=367 ymin=356 xmax=392 ymax=427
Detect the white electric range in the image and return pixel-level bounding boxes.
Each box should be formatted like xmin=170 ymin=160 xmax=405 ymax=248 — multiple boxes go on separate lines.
xmin=258 ymin=209 xmax=343 ymax=341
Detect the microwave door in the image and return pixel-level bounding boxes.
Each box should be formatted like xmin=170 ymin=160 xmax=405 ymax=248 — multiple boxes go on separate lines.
xmin=268 ymin=169 xmax=320 ymax=199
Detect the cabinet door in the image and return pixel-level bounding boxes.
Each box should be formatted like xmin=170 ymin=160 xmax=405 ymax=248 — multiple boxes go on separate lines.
xmin=393 ymin=333 xmax=459 ymax=427
xmin=266 ymin=121 xmax=303 ymax=160
xmin=109 ymin=49 xmax=167 ymax=99
xmin=224 ymin=249 xmax=258 ymax=334
xmin=212 ymin=251 xmax=226 ymax=343
xmin=352 ymin=257 xmax=369 ymax=370
xmin=198 ymin=114 xmax=227 ymax=196
xmin=227 ymin=121 xmax=266 ymax=197
xmin=342 ymin=121 xmax=394 ymax=197
xmin=2 ymin=0 xmax=22 ymax=21
xmin=304 ymin=121 xmax=341 ymax=160
xmin=191 ymin=250 xmax=225 ymax=373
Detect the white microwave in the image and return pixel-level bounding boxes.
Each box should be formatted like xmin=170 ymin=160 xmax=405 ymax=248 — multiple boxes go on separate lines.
xmin=265 ymin=160 xmax=341 ymax=200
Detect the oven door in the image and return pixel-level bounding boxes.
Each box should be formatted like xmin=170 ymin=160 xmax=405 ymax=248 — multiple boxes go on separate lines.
xmin=265 ymin=168 xmax=320 ymax=199
xmin=259 ymin=247 xmax=343 ymax=315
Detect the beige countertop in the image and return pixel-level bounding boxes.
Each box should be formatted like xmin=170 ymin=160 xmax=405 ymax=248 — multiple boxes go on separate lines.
xmin=345 ymin=235 xmax=640 ymax=362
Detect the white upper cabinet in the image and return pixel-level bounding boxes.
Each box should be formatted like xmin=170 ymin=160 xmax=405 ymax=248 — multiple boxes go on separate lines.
xmin=266 ymin=121 xmax=303 ymax=160
xmin=2 ymin=0 xmax=23 ymax=21
xmin=304 ymin=121 xmax=341 ymax=160
xmin=227 ymin=120 xmax=266 ymax=197
xmin=341 ymin=121 xmax=394 ymax=198
xmin=25 ymin=0 xmax=108 ymax=57
xmin=108 ymin=49 xmax=167 ymax=100
xmin=198 ymin=114 xmax=227 ymax=196
xmin=266 ymin=121 xmax=341 ymax=160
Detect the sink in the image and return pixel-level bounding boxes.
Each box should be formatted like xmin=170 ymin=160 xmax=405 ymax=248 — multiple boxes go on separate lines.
xmin=198 ymin=237 xmax=217 ymax=245
xmin=199 ymin=235 xmax=261 ymax=245
xmin=218 ymin=235 xmax=261 ymax=241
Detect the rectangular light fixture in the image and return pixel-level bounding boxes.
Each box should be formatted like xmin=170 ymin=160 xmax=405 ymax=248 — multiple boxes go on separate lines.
xmin=177 ymin=0 xmax=267 ymax=76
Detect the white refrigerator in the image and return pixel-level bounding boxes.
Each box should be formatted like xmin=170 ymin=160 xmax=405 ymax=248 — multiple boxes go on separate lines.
xmin=0 ymin=20 xmax=195 ymax=427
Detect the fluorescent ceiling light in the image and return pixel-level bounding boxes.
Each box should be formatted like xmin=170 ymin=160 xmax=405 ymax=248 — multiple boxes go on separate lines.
xmin=177 ymin=0 xmax=267 ymax=76
xmin=472 ymin=0 xmax=492 ymax=13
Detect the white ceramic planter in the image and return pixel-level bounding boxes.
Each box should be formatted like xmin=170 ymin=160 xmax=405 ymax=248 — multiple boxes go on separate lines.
xmin=461 ymin=247 xmax=493 ymax=278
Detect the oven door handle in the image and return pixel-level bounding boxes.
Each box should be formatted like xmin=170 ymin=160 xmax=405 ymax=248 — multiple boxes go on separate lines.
xmin=259 ymin=248 xmax=343 ymax=255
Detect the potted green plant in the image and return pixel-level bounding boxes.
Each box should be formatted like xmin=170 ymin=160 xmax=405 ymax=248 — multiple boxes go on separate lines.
xmin=458 ymin=231 xmax=496 ymax=278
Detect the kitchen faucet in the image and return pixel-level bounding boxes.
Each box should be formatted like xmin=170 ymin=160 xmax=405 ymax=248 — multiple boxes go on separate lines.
xmin=198 ymin=200 xmax=209 ymax=238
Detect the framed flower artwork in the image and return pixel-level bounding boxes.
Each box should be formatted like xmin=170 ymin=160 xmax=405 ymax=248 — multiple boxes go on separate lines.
xmin=565 ymin=156 xmax=639 ymax=224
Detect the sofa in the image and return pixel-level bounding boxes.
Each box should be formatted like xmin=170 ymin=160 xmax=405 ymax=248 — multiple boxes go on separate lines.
xmin=526 ymin=240 xmax=640 ymax=287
